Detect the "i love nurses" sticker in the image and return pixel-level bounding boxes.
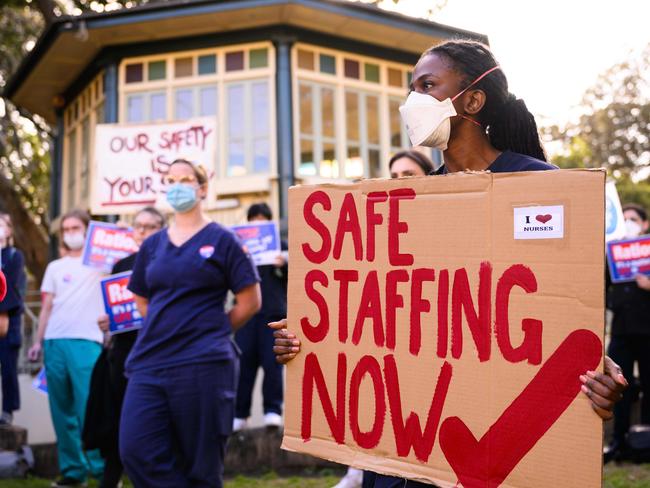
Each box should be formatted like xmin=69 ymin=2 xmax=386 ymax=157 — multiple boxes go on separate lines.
xmin=513 ymin=205 xmax=564 ymax=240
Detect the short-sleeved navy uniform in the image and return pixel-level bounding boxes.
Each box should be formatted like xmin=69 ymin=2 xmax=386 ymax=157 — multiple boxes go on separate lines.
xmin=120 ymin=223 xmax=259 ymax=488
xmin=368 ymin=151 xmax=556 ymax=488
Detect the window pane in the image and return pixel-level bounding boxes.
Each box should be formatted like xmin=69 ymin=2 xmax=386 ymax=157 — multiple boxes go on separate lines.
xmin=407 ymin=71 xmax=413 ymax=87
xmin=299 ymin=139 xmax=315 ymax=176
xmin=344 ymin=59 xmax=359 ymax=79
xmin=299 ymin=84 xmax=313 ymax=136
xmin=227 ymin=141 xmax=246 ymax=176
xmin=298 ymin=49 xmax=315 ymax=70
xmin=175 ymin=57 xmax=193 ymax=78
xmin=345 ymin=91 xmax=359 ymax=142
xmin=249 ymin=48 xmax=268 ymax=69
xmin=388 ymin=68 xmax=402 ymax=88
xmin=125 ymin=63 xmax=143 ymax=83
xmin=366 ymin=95 xmax=379 ymax=145
xmin=81 ymin=118 xmax=90 ymax=198
xmin=198 ymin=54 xmax=217 ymax=75
xmin=150 ymin=92 xmax=166 ymax=121
xmin=95 ymin=102 xmax=105 ymax=124
xmin=253 ymin=139 xmax=269 ymax=173
xmin=389 ymin=99 xmax=402 ymax=147
xmin=345 ymin=146 xmax=363 ymax=179
xmin=252 ymin=82 xmax=269 ymax=138
xmin=227 ymin=84 xmax=245 ymax=138
xmin=227 ymin=84 xmax=245 ymax=176
xmin=321 ymin=87 xmax=334 ymax=139
xmin=127 ymin=94 xmax=144 ymax=122
xmin=199 ymin=86 xmax=217 ymax=116
xmin=369 ymin=149 xmax=381 ymax=179
xmin=148 ymin=60 xmax=166 ymax=81
xmin=321 ymin=142 xmax=338 ymax=178
xmin=319 ymin=54 xmax=336 ymax=74
xmin=175 ymin=89 xmax=193 ymax=120
xmin=67 ymin=131 xmax=77 ymax=208
xmin=365 ymin=63 xmax=380 ymax=83
xmin=226 ymin=51 xmax=244 ymax=71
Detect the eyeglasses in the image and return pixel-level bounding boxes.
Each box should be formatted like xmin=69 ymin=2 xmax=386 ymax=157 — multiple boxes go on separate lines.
xmin=133 ymin=224 xmax=161 ymax=232
xmin=162 ymin=175 xmax=197 ymax=185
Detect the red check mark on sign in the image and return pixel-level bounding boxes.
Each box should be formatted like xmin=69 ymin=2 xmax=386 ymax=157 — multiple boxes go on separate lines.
xmin=439 ymin=329 xmax=602 ymax=488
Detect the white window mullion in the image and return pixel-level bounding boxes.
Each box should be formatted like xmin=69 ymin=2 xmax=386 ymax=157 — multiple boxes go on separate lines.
xmin=359 ymin=92 xmax=369 ymax=177
xmin=313 ymin=85 xmax=323 ymax=175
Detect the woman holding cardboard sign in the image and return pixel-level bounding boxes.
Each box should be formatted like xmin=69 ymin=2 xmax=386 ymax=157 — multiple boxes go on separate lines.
xmin=121 ymin=159 xmax=261 ymax=488
xmin=271 ymin=39 xmax=627 ymax=487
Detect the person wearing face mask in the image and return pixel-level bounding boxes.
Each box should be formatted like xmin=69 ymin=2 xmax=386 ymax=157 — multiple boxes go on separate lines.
xmin=604 ymin=203 xmax=650 ymax=463
xmin=272 ymin=39 xmax=628 ymax=488
xmin=27 ymin=208 xmax=105 ymax=487
xmin=82 ymin=206 xmax=166 ymax=488
xmin=119 ymin=159 xmax=261 ymax=488
xmin=0 ymin=213 xmax=26 ymax=426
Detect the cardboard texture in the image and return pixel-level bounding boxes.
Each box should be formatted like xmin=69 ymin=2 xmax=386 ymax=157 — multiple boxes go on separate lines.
xmin=283 ymin=169 xmax=605 ymax=488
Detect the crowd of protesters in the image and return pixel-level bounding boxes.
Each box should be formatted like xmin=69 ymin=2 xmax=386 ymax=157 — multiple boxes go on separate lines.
xmin=0 ymin=38 xmax=642 ymax=488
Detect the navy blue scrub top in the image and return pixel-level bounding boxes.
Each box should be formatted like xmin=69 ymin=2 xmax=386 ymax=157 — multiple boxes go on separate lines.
xmin=433 ymin=150 xmax=557 ymax=175
xmin=127 ymin=223 xmax=260 ymax=374
xmin=0 ymin=247 xmax=25 ymax=347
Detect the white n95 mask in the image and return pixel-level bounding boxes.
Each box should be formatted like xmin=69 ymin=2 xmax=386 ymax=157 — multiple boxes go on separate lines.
xmin=399 ymin=91 xmax=457 ymax=150
xmin=399 ymin=65 xmax=502 ymax=150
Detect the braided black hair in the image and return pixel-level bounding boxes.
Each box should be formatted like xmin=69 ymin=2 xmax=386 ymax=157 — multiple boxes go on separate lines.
xmin=425 ymin=40 xmax=547 ymax=161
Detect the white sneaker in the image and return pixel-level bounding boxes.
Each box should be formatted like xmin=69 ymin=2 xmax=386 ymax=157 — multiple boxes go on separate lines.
xmin=232 ymin=417 xmax=248 ymax=432
xmin=332 ymin=467 xmax=363 ymax=488
xmin=263 ymin=412 xmax=282 ymax=428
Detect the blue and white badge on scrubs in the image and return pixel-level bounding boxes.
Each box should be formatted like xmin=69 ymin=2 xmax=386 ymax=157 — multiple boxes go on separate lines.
xmin=199 ymin=245 xmax=215 ymax=259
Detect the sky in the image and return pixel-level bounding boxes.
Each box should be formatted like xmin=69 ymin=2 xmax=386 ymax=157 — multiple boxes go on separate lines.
xmin=375 ymin=0 xmax=650 ymax=128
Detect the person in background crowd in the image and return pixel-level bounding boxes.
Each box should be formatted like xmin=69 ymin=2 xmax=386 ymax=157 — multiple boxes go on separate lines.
xmin=333 ymin=151 xmax=435 ymax=488
xmin=271 ymin=39 xmax=628 ymax=488
xmin=0 ymin=213 xmax=26 ymax=425
xmin=83 ymin=207 xmax=166 ymax=488
xmin=388 ymin=150 xmax=434 ymax=179
xmin=233 ymin=203 xmax=288 ymax=432
xmin=120 ymin=159 xmax=260 ymax=488
xmin=28 ymin=209 xmax=105 ymax=488
xmin=604 ymin=203 xmax=650 ymax=463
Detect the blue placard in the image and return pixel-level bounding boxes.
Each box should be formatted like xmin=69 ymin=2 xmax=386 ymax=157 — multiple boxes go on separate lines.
xmin=230 ymin=221 xmax=281 ymax=266
xmin=100 ymin=271 xmax=143 ymax=335
xmin=82 ymin=221 xmax=138 ymax=273
xmin=606 ymin=234 xmax=650 ymax=283
xmin=32 ymin=368 xmax=48 ymax=395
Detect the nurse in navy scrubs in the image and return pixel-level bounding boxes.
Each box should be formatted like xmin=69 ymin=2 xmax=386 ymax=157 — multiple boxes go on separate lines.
xmin=271 ymin=39 xmax=628 ymax=488
xmin=120 ymin=159 xmax=261 ymax=488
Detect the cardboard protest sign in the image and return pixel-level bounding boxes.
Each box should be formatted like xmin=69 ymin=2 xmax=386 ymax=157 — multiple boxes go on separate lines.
xmin=32 ymin=368 xmax=48 ymax=395
xmin=92 ymin=118 xmax=216 ymax=214
xmin=100 ymin=271 xmax=143 ymax=335
xmin=283 ymin=169 xmax=605 ymax=488
xmin=605 ymin=181 xmax=627 ymax=242
xmin=606 ymin=235 xmax=650 ymax=283
xmin=82 ymin=221 xmax=138 ymax=273
xmin=231 ymin=221 xmax=281 ymax=266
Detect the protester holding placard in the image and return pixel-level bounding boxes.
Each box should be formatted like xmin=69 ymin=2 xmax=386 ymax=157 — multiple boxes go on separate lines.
xmin=604 ymin=203 xmax=650 ymax=463
xmin=0 ymin=213 xmax=26 ymax=425
xmin=272 ymin=39 xmax=627 ymax=488
xmin=233 ymin=203 xmax=288 ymax=432
xmin=83 ymin=207 xmax=165 ymax=488
xmin=119 ymin=159 xmax=260 ymax=488
xmin=27 ymin=209 xmax=105 ymax=488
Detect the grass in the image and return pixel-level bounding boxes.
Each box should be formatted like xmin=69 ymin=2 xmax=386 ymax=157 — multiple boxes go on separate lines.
xmin=3 ymin=464 xmax=649 ymax=487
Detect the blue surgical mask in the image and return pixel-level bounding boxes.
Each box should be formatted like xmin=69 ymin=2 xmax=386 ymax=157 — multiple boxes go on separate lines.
xmin=166 ymin=183 xmax=198 ymax=213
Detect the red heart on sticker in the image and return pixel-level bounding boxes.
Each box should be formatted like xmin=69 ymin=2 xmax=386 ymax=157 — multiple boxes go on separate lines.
xmin=536 ymin=214 xmax=552 ymax=224
xmin=439 ymin=329 xmax=601 ymax=488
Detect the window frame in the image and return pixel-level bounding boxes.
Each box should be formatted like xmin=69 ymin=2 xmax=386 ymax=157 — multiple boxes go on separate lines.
xmin=292 ymin=42 xmax=412 ymax=184
xmin=118 ymin=42 xmax=277 ymax=198
xmin=63 ymin=73 xmax=105 ymax=211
